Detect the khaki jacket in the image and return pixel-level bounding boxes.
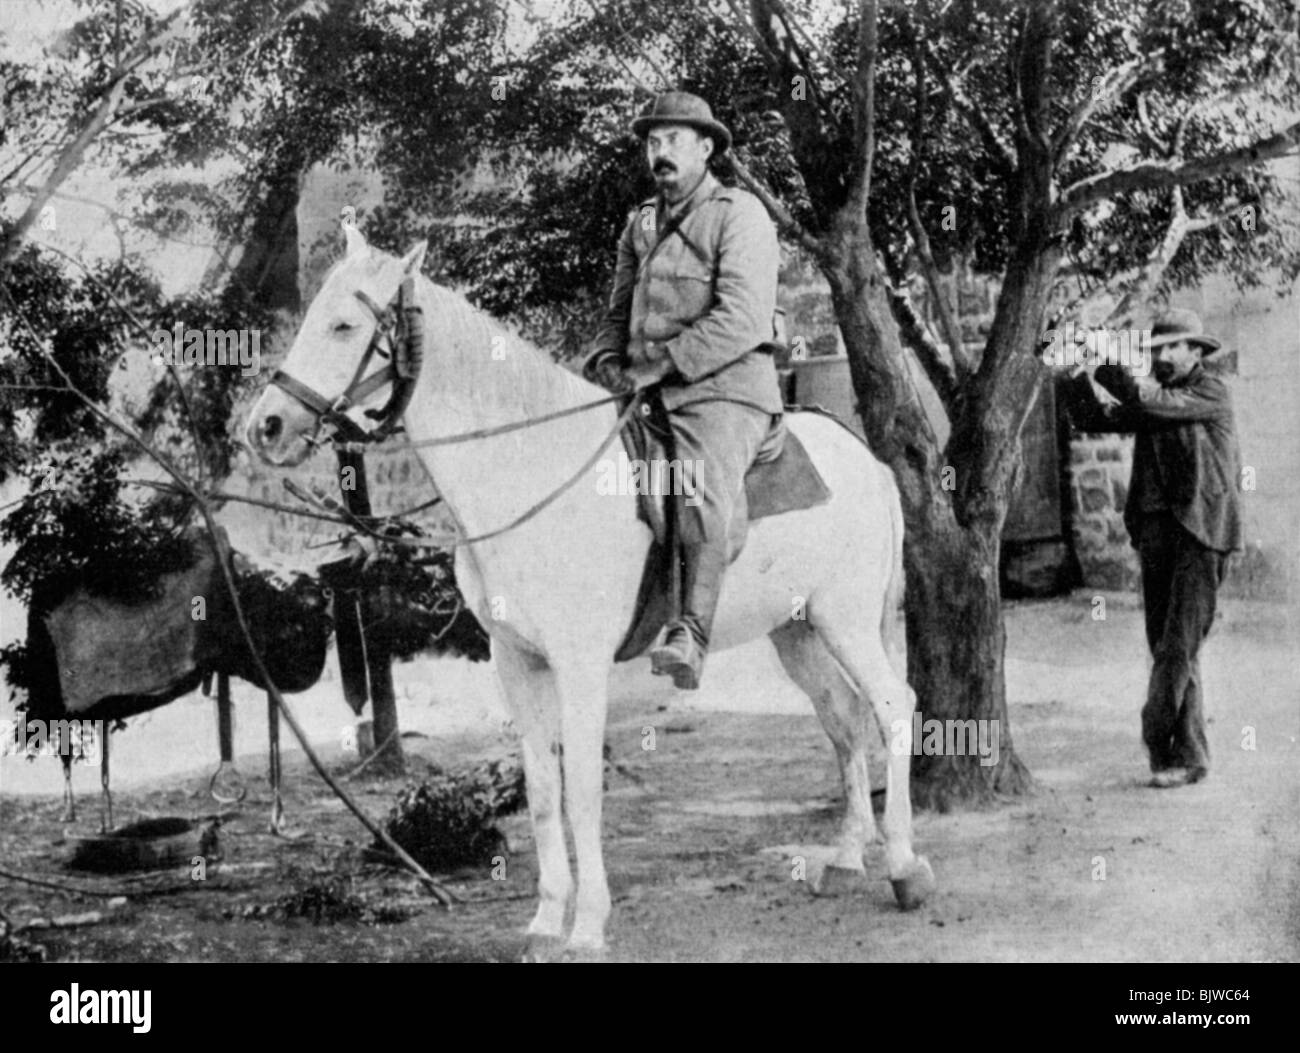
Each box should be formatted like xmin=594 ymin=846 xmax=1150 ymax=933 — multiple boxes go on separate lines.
xmin=585 ymin=171 xmax=784 ymax=414
xmin=1063 ymin=365 xmax=1243 ymax=553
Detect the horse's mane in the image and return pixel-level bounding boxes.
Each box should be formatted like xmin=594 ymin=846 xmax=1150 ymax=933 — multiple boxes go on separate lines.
xmin=421 ymin=281 xmax=594 ymax=419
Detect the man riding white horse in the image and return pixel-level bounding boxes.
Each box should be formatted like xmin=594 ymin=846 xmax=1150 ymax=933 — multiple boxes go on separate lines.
xmin=583 ymin=90 xmax=784 ymax=691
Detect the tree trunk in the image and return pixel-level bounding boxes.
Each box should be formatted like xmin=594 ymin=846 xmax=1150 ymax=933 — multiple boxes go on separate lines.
xmin=824 ymin=224 xmax=1036 ymax=807
xmin=902 ymin=508 xmax=1031 ymax=808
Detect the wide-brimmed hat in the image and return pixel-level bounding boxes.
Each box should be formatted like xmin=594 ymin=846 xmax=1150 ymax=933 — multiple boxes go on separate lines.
xmin=1147 ymin=308 xmax=1222 ymax=354
xmin=630 ymin=91 xmax=732 ymax=154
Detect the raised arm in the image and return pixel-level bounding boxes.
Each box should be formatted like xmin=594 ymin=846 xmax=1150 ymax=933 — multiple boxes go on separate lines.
xmin=1095 ymin=364 xmax=1234 ymax=424
xmin=1059 ymin=370 xmax=1144 ymax=433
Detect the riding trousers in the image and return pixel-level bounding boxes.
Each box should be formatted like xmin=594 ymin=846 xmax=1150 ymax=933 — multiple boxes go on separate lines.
xmin=667 ymin=399 xmax=780 ymax=646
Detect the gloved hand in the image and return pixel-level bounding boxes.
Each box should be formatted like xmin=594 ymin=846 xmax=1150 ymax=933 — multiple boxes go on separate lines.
xmin=624 ymin=352 xmax=677 ymax=391
xmin=586 ymin=352 xmax=631 ymax=393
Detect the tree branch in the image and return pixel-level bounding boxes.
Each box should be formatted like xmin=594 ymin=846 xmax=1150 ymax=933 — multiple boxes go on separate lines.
xmin=888 ymin=285 xmax=958 ymax=408
xmin=1059 ymin=117 xmax=1300 ymax=215
xmin=730 ymin=155 xmax=825 ymax=259
xmin=0 ymin=0 xmax=318 ymax=274
xmin=1053 ymin=52 xmax=1161 ymax=164
xmin=1014 ymin=2 xmax=1054 ymax=162
xmin=846 ymin=0 xmax=879 ymax=215
xmin=768 ymin=0 xmax=848 ymax=92
xmin=583 ymin=0 xmax=673 ymax=88
xmin=903 ymin=29 xmax=966 ymax=373
xmin=923 ymin=45 xmax=1016 ymax=175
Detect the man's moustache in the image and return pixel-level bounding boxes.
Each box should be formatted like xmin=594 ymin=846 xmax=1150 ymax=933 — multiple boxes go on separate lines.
xmin=654 ymin=163 xmax=676 ymax=174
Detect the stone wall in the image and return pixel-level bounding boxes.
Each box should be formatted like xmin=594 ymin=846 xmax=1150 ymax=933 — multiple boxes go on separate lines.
xmin=1067 ymin=431 xmax=1138 ymax=590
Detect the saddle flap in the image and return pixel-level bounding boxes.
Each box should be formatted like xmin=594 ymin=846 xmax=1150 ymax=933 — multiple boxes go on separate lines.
xmin=618 ymin=408 xmax=831 ymax=548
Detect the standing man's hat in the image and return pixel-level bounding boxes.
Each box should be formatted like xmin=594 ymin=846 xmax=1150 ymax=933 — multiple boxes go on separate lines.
xmin=630 ymin=91 xmax=732 ymax=154
xmin=1147 ymin=308 xmax=1222 ymax=354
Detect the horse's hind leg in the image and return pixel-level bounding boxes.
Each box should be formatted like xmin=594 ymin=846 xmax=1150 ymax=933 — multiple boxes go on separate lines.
xmin=809 ymin=600 xmax=935 ymax=910
xmin=770 ymin=620 xmax=879 ymax=890
xmin=493 ymin=644 xmax=572 ymax=955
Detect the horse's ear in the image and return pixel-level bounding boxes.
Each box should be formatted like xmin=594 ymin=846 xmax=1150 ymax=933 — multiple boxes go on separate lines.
xmin=343 ymin=221 xmax=369 ymax=260
xmin=400 ymin=240 xmax=428 ymax=276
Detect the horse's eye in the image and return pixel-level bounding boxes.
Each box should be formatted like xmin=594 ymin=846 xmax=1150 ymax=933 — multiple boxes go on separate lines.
xmin=332 ymin=321 xmax=355 ymax=333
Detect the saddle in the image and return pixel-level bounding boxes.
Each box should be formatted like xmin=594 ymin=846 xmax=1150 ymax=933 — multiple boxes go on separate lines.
xmin=613 ymin=398 xmax=833 ymax=662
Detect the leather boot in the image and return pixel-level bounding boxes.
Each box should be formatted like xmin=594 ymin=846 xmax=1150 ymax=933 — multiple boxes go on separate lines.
xmin=650 ymin=540 xmax=727 ymax=690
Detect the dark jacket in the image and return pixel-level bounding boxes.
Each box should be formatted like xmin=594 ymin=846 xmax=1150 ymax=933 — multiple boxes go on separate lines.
xmin=583 ymin=171 xmax=784 ymax=415
xmin=1063 ymin=364 xmax=1243 ymax=553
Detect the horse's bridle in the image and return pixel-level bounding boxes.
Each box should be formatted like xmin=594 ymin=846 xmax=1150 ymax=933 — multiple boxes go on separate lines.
xmin=264 ymin=268 xmax=642 ymax=547
xmin=270 ymin=275 xmax=425 ymax=445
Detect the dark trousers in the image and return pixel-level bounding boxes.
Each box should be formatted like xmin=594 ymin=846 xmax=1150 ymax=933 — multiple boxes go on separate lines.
xmin=1136 ymin=513 xmax=1229 ymax=773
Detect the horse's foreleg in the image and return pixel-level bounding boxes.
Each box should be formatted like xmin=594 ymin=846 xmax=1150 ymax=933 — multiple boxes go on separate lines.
xmin=552 ymin=658 xmax=612 ymax=954
xmin=493 ymin=645 xmax=571 ymax=947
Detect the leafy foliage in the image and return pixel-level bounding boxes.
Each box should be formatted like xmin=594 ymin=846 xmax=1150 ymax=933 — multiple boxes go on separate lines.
xmin=0 ymin=447 xmax=195 ymax=610
xmin=378 ymin=757 xmax=526 ymax=872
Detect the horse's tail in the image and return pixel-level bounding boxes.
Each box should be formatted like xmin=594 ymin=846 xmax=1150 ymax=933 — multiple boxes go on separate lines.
xmin=881 ymin=464 xmax=908 ymax=681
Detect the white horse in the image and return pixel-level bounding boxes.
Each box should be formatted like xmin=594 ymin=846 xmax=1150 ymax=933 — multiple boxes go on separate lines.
xmin=245 ymin=227 xmax=935 ymax=957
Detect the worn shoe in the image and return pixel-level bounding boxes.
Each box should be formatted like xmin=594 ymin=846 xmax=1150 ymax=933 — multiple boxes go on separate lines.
xmin=1149 ymin=767 xmax=1192 ymax=788
xmin=649 ymin=624 xmax=706 ymax=691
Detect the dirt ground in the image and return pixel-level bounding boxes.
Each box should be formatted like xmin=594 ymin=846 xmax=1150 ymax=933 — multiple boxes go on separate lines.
xmin=2 ymin=591 xmax=1297 ymax=963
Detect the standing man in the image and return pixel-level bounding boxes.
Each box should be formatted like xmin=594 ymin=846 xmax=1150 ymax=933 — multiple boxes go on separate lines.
xmin=583 ymin=91 xmax=784 ymax=690
xmin=1063 ymin=309 xmax=1243 ymax=787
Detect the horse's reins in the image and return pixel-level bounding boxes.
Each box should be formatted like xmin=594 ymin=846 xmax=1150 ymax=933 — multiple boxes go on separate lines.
xmin=270 ymin=275 xmax=641 ymax=548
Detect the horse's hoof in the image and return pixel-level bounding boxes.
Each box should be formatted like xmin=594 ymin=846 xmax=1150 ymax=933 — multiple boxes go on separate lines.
xmin=561 ymin=938 xmax=608 ymax=962
xmin=889 ymin=856 xmax=936 ymax=911
xmin=521 ymin=934 xmax=566 ymax=963
xmin=812 ymin=864 xmax=869 ymax=897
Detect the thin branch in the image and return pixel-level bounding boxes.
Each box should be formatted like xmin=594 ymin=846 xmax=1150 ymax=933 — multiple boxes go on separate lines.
xmin=723 ymin=0 xmax=784 ymax=68
xmin=0 ymin=0 xmax=319 ymax=273
xmin=846 ymin=0 xmax=879 ymax=214
xmin=583 ymin=0 xmax=673 ymax=88
xmin=923 ymin=44 xmax=1016 ymax=175
xmin=903 ymin=29 xmax=966 ymax=372
xmin=1059 ymin=117 xmax=1300 ymax=215
xmin=1134 ymin=93 xmax=1161 ymax=153
xmin=1053 ymin=53 xmax=1161 ymax=163
xmin=770 ymin=0 xmax=844 ymax=89
xmin=887 ymin=285 xmax=958 ymax=408
xmin=730 ymin=155 xmax=825 ymax=258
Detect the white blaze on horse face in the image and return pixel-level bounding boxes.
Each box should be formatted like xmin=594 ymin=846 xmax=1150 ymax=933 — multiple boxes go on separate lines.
xmin=344 ymin=222 xmax=369 ymax=260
